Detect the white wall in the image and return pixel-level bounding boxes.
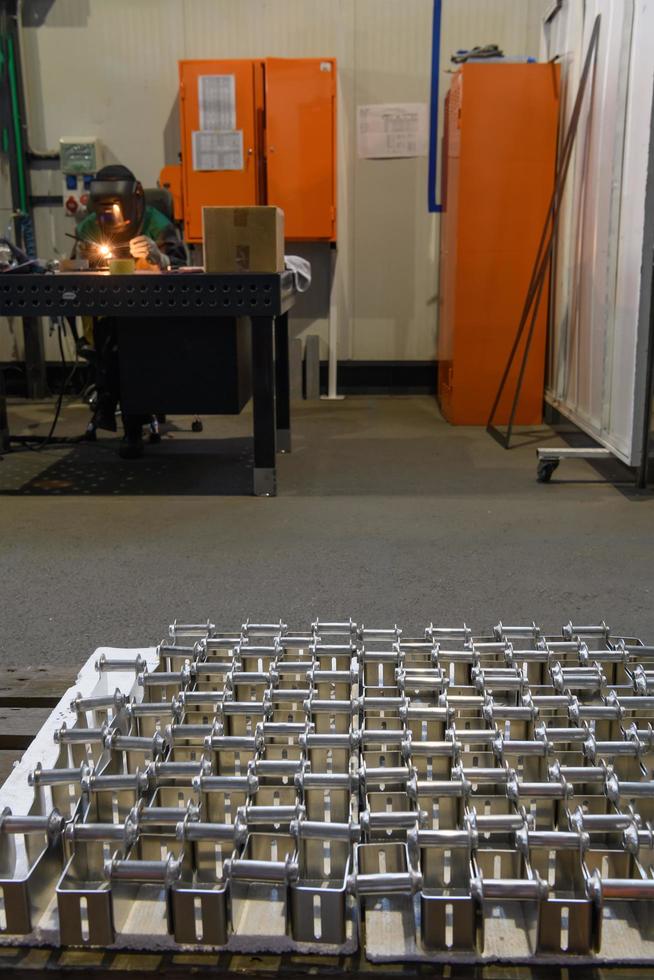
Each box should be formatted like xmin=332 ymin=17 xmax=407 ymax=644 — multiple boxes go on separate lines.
xmin=2 ymin=0 xmax=546 ymax=364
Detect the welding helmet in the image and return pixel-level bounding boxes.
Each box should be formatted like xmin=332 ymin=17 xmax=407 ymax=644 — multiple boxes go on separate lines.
xmin=88 ymin=165 xmax=145 ymax=242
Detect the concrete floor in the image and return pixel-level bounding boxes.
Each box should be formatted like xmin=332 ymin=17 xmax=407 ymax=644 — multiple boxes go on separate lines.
xmin=1 ymin=393 xmax=653 ymax=666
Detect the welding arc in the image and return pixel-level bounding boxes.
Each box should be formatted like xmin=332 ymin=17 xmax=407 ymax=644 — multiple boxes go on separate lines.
xmin=65 ymin=231 xmax=117 ymax=263
xmin=65 ymin=231 xmax=114 ymax=249
xmin=486 ymin=14 xmax=601 ymax=449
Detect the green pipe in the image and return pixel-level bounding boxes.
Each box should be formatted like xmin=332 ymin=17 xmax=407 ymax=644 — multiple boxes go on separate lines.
xmin=6 ymin=33 xmax=28 ymax=215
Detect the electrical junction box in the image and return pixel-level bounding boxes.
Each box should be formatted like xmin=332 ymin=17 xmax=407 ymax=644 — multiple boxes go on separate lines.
xmin=59 ymin=138 xmax=102 ymax=219
xmin=59 ymin=137 xmax=102 ymax=175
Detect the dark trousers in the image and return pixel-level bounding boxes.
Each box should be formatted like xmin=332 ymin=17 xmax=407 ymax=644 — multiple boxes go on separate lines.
xmin=92 ymin=317 xmax=149 ymax=439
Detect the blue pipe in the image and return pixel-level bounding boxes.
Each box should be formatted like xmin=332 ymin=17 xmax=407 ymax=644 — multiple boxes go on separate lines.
xmin=428 ymin=0 xmax=443 ymax=212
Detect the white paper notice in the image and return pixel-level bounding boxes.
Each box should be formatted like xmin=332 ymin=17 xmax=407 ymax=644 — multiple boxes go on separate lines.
xmin=198 ymin=74 xmax=236 ymax=131
xmin=192 ymin=130 xmax=244 ymax=171
xmin=357 ymin=103 xmax=428 ymax=159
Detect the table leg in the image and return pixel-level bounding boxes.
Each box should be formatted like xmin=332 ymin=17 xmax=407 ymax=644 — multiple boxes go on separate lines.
xmin=0 ymin=367 xmax=9 ymax=453
xmin=251 ymin=316 xmax=277 ymax=496
xmin=274 ymin=312 xmax=291 ymax=453
xmin=23 ymin=317 xmax=47 ymax=399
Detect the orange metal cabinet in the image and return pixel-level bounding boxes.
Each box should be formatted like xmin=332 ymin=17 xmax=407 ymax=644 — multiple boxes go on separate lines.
xmin=265 ymin=58 xmax=336 ymax=240
xmin=175 ymin=58 xmax=336 ymax=244
xmin=437 ymin=63 xmax=559 ymax=425
xmin=179 ymin=60 xmax=260 ymax=242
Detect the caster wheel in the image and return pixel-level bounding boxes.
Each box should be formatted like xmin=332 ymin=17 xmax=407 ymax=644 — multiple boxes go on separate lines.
xmin=82 ymin=383 xmax=98 ymax=409
xmin=192 ymin=419 xmax=203 ymax=433
xmin=537 ymin=460 xmax=559 ymax=483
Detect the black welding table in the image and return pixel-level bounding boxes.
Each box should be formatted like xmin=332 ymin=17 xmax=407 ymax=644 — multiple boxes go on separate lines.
xmin=0 ymin=270 xmax=297 ymax=496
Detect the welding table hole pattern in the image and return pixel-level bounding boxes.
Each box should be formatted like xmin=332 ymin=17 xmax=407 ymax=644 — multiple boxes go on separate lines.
xmin=0 ymin=280 xmax=275 ymax=313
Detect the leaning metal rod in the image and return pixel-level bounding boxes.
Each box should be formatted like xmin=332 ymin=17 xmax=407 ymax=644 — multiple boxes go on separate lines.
xmin=486 ymin=14 xmax=601 ymax=447
xmin=503 ymin=30 xmax=602 ymax=452
xmin=487 ymin=16 xmax=601 ymax=445
xmin=486 ymin=104 xmax=574 ymax=444
xmin=486 ymin=19 xmax=600 ymax=444
xmin=503 ymin=256 xmax=551 ymax=449
xmin=488 ymin=24 xmax=601 ymax=447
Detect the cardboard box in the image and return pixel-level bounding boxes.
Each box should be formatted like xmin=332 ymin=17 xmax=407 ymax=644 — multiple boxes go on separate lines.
xmin=203 ymin=206 xmax=285 ymax=273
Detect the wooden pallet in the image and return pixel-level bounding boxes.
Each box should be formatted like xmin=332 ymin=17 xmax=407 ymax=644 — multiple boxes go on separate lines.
xmin=0 ymin=945 xmax=647 ymax=979
xmin=0 ymin=665 xmax=75 ymax=782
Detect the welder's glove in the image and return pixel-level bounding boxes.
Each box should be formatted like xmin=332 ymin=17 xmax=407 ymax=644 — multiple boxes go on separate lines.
xmin=129 ymin=235 xmax=168 ymax=268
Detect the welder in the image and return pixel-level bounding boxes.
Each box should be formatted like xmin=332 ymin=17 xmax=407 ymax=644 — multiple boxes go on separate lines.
xmin=75 ymin=164 xmax=187 ymax=457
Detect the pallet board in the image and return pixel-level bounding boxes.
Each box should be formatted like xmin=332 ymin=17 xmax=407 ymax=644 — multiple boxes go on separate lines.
xmin=0 ymin=667 xmax=75 ymax=781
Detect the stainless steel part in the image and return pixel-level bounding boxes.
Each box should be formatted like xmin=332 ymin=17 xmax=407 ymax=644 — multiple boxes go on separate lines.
xmin=4 ymin=619 xmax=654 ymax=961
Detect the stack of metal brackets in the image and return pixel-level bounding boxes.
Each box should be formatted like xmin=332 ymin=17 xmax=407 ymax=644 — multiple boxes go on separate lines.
xmin=2 ymin=619 xmax=654 ymax=960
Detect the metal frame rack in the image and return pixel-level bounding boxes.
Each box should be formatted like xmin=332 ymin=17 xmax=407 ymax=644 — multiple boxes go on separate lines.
xmin=3 ymin=618 xmax=654 ymax=962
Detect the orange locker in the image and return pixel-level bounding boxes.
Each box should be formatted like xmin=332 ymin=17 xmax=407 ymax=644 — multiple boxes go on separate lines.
xmin=173 ymin=58 xmax=336 ymax=244
xmin=437 ymin=63 xmax=559 ymax=425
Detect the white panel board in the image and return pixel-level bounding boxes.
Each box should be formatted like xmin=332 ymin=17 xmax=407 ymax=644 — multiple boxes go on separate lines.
xmin=545 ymin=0 xmax=654 ymax=465
xmin=610 ymin=1 xmax=654 ymax=463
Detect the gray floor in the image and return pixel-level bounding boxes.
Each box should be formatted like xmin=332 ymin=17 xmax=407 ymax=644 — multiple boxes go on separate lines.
xmin=1 ymin=394 xmax=653 ymax=666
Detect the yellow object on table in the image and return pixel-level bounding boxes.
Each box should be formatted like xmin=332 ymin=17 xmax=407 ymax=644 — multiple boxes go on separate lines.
xmin=108 ymin=258 xmax=135 ymax=275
